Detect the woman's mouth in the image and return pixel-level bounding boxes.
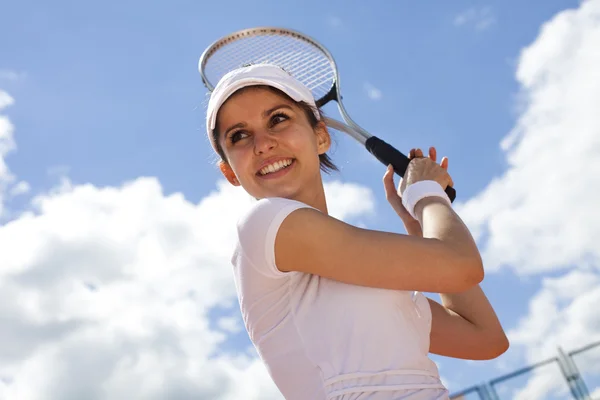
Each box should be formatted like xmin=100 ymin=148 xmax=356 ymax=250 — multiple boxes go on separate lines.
xmin=257 ymin=158 xmax=295 ymax=178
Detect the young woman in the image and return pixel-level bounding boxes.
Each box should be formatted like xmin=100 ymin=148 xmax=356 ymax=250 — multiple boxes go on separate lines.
xmin=205 ymin=63 xmax=508 ymax=400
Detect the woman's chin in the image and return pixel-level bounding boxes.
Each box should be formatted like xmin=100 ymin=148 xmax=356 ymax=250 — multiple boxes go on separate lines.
xmin=253 ymin=184 xmax=302 ymax=201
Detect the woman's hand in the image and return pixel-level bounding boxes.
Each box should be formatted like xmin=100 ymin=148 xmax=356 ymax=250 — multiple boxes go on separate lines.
xmin=383 ymin=147 xmax=453 ymax=235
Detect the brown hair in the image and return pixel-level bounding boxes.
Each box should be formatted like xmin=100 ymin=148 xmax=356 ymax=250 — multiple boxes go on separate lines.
xmin=212 ymin=85 xmax=338 ymax=173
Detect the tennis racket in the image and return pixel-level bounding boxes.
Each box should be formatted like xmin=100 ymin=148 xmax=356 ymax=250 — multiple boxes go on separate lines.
xmin=198 ymin=26 xmax=457 ymax=202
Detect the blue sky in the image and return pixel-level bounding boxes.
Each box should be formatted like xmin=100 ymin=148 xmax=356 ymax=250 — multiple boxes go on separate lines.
xmin=1 ymin=0 xmax=574 ymax=197
xmin=2 ymin=0 xmax=600 ymax=399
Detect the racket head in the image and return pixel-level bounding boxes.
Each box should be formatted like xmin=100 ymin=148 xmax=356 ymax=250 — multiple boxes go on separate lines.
xmin=199 ymin=27 xmax=340 ymax=107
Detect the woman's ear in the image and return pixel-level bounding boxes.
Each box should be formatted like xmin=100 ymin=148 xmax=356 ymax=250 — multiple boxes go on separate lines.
xmin=315 ymin=121 xmax=331 ymax=155
xmin=218 ymin=160 xmax=240 ymax=186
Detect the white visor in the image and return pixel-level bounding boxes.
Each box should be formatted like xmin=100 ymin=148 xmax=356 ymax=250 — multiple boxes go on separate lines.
xmin=205 ymin=64 xmax=320 ymax=149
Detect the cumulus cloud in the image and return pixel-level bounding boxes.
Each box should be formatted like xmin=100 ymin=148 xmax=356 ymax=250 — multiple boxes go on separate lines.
xmin=453 ymin=6 xmax=496 ymax=31
xmin=457 ymin=0 xmax=600 ymax=276
xmin=0 ymin=177 xmax=256 ymax=399
xmin=324 ymin=180 xmax=376 ymax=221
xmin=0 ymin=89 xmax=377 ymax=399
xmin=505 ymin=270 xmax=600 ymax=400
xmin=455 ymin=1 xmax=600 ymax=398
xmin=0 ymin=91 xmax=15 ymax=109
xmin=0 ymin=176 xmax=376 ymax=400
xmin=0 ymin=90 xmax=17 ymax=216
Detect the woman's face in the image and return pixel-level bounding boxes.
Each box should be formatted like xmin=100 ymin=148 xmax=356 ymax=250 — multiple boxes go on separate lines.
xmin=216 ymin=86 xmax=330 ymax=201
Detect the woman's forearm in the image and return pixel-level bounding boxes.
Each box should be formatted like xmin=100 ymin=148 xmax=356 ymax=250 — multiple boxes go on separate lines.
xmin=438 ymin=285 xmax=509 ymax=355
xmin=416 ymin=198 xmax=482 ymax=262
xmin=404 ymin=220 xmax=422 ymax=236
xmin=404 ymin=210 xmax=507 ymax=354
xmin=440 ymin=286 xmax=504 ymax=331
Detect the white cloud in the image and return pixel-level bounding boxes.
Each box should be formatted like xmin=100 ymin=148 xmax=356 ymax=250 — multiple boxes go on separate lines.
xmin=0 ymin=91 xmax=15 ymax=109
xmin=8 ymin=181 xmax=30 ymax=197
xmin=453 ymin=6 xmax=496 ymax=31
xmin=0 ymin=177 xmax=255 ymax=399
xmin=454 ymin=1 xmax=600 ymax=398
xmin=457 ymin=0 xmax=600 ymax=276
xmin=0 ymin=176 xmax=376 ymax=399
xmin=364 ymin=82 xmax=382 ymax=101
xmin=0 ymin=90 xmax=17 ymax=217
xmin=324 ymin=180 xmax=376 ymax=221
xmin=505 ymin=270 xmax=600 ymax=400
xmin=217 ymin=315 xmax=244 ymax=334
xmin=0 ymin=91 xmax=377 ymax=399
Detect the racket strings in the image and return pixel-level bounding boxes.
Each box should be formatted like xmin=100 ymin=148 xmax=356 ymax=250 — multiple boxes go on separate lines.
xmin=206 ymin=36 xmax=329 ymax=82
xmin=298 ymin=61 xmax=335 ymax=89
xmin=203 ymin=33 xmax=336 ymax=102
xmin=292 ymin=57 xmax=328 ymax=81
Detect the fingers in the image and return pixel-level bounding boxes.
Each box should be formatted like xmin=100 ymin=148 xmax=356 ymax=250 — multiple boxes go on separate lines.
xmin=409 ymin=147 xmax=435 ymax=160
xmin=429 ymin=147 xmax=437 ymax=162
xmin=440 ymin=156 xmax=448 ymax=170
xmin=382 ymin=164 xmax=397 ymax=199
xmin=409 ymin=147 xmax=447 ymax=167
xmin=439 ymin=157 xmax=454 ymax=186
xmin=407 ymin=146 xmax=454 ymax=188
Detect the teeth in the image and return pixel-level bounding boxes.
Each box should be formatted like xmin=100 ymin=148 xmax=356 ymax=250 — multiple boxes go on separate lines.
xmin=260 ymin=159 xmax=292 ymax=175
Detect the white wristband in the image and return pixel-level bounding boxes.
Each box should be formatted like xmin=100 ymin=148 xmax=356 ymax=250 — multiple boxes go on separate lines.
xmin=402 ymin=180 xmax=451 ymax=219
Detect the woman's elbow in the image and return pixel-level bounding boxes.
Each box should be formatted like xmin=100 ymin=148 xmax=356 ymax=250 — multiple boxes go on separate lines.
xmin=451 ymin=254 xmax=484 ymax=291
xmin=469 ymin=255 xmax=485 ymax=285
xmin=471 ymin=327 xmax=510 ymax=360
xmin=497 ymin=334 xmax=510 ymax=356
xmin=481 ymin=333 xmax=510 ymax=360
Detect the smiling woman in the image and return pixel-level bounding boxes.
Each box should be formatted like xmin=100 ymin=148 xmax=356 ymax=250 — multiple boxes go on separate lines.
xmin=213 ymin=84 xmax=333 ymax=206
xmin=211 ymin=82 xmax=338 ymax=184
xmin=203 ymin=63 xmax=508 ymax=400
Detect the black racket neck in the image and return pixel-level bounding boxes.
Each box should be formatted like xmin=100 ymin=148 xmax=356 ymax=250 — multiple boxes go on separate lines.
xmin=316 ymin=84 xmax=339 ymax=108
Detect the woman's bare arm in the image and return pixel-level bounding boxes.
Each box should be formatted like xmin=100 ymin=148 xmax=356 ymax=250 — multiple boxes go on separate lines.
xmin=275 ymin=197 xmax=483 ymax=293
xmin=382 ymin=147 xmax=508 ymax=359
xmin=428 ymin=288 xmax=509 ymax=360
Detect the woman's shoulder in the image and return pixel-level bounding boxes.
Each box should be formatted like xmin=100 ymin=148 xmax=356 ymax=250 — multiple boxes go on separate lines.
xmin=234 ymin=197 xmax=315 ymax=279
xmin=237 ymin=197 xmax=314 ymax=233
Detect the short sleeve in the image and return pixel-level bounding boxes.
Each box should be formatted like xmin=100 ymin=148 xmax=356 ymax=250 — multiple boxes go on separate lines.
xmin=236 ymin=197 xmax=314 ymax=278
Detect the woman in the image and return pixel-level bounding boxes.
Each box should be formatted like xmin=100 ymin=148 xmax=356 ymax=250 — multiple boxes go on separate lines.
xmin=205 ymin=63 xmax=508 ymax=400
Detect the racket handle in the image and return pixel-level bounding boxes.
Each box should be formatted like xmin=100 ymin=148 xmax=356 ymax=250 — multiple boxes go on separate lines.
xmin=364 ymin=136 xmax=457 ymax=202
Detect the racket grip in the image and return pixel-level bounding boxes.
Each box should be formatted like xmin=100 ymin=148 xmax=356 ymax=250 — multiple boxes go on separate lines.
xmin=364 ymin=136 xmax=457 ymax=202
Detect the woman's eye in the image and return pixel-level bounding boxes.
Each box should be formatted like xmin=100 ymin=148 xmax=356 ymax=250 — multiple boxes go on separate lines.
xmin=229 ymin=131 xmax=247 ymax=144
xmin=270 ymin=113 xmax=289 ymax=126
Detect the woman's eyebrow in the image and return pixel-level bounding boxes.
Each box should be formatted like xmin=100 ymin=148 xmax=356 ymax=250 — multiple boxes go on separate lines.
xmin=263 ymin=104 xmax=293 ymax=117
xmin=224 ymin=122 xmax=245 ymax=136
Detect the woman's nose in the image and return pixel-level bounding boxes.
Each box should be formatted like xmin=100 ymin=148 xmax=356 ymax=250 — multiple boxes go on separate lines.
xmin=253 ymin=131 xmax=277 ymax=155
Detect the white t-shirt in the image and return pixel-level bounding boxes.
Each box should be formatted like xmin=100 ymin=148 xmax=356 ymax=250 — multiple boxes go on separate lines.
xmin=231 ymin=197 xmax=449 ymax=400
